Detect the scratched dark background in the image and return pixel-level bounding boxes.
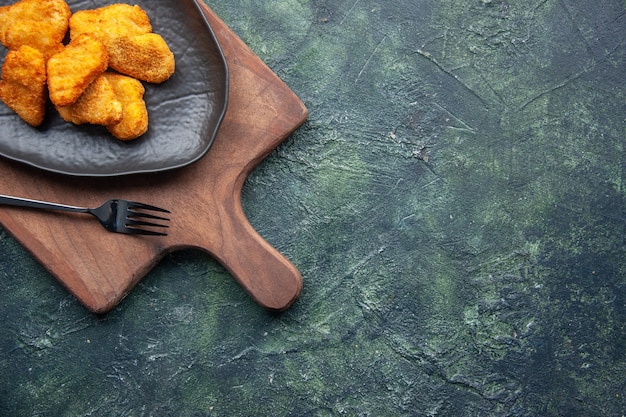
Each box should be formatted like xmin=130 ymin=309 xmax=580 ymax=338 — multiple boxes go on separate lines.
xmin=1 ymin=0 xmax=625 ymax=416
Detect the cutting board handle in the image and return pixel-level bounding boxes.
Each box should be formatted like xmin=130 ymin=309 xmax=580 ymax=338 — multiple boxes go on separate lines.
xmin=208 ymin=204 xmax=302 ymax=311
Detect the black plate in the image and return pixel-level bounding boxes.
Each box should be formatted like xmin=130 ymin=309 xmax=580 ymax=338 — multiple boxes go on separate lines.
xmin=0 ymin=0 xmax=228 ymax=176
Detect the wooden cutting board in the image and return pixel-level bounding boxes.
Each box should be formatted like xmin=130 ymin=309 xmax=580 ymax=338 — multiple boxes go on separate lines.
xmin=0 ymin=3 xmax=307 ymax=313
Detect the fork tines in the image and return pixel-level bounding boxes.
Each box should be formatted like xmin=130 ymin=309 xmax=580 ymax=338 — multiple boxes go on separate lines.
xmin=126 ymin=201 xmax=171 ymax=236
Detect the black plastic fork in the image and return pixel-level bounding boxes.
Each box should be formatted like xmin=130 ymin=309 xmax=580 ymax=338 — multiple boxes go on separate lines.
xmin=0 ymin=194 xmax=170 ymax=236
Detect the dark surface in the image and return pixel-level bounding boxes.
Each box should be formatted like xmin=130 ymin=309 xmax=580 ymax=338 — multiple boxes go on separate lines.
xmin=0 ymin=0 xmax=228 ymax=176
xmin=1 ymin=0 xmax=625 ymax=416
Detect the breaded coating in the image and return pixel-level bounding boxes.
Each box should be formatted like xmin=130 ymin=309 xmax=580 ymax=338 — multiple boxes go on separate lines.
xmin=47 ymin=34 xmax=109 ymax=107
xmin=2 ymin=20 xmax=65 ymax=59
xmin=56 ymin=74 xmax=122 ymax=125
xmin=103 ymin=73 xmax=148 ymax=141
xmin=0 ymin=0 xmax=70 ymax=57
xmin=0 ymin=45 xmax=47 ymax=127
xmin=70 ymin=4 xmax=174 ymax=83
xmin=109 ymin=33 xmax=175 ymax=83
xmin=69 ymin=4 xmax=152 ymax=46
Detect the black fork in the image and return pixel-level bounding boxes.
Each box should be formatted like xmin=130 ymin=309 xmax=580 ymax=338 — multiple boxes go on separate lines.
xmin=0 ymin=194 xmax=170 ymax=236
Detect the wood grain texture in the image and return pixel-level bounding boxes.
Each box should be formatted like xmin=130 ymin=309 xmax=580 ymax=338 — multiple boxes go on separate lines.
xmin=0 ymin=3 xmax=307 ymax=313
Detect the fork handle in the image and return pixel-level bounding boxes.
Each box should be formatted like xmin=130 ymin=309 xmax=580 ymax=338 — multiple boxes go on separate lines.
xmin=0 ymin=194 xmax=88 ymax=213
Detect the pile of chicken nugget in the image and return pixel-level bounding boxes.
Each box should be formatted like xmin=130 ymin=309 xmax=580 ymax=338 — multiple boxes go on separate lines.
xmin=0 ymin=0 xmax=175 ymax=140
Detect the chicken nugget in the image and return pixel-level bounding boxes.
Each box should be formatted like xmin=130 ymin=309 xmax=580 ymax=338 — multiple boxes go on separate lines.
xmin=0 ymin=0 xmax=70 ymax=56
xmin=47 ymin=34 xmax=108 ymax=107
xmin=0 ymin=45 xmax=47 ymax=127
xmin=109 ymin=33 xmax=175 ymax=83
xmin=56 ymin=74 xmax=122 ymax=126
xmin=103 ymin=73 xmax=148 ymax=141
xmin=2 ymin=20 xmax=65 ymax=59
xmin=69 ymin=4 xmax=152 ymax=47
